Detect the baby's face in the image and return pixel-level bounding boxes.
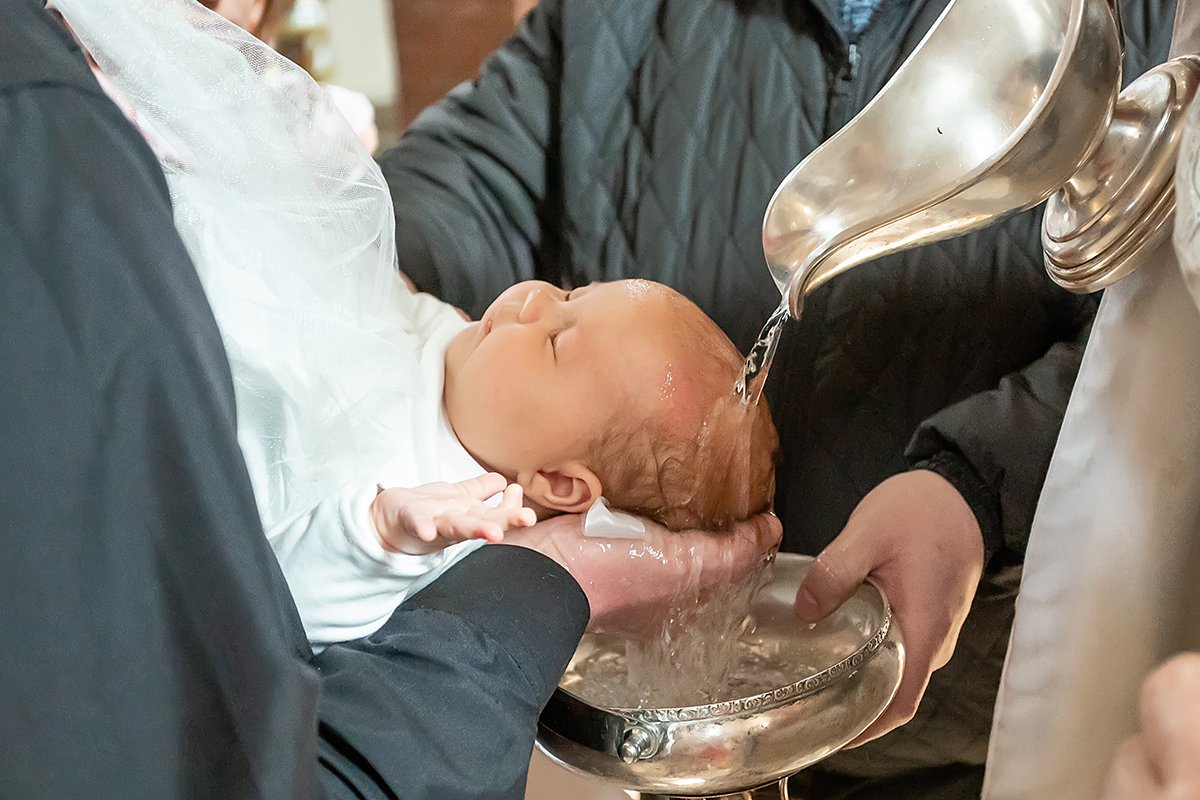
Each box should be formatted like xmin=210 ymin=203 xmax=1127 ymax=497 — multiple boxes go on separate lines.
xmin=444 ymin=280 xmax=683 ymax=509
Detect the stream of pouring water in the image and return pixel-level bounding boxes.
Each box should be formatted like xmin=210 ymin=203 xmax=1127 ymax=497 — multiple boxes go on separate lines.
xmin=570 ymin=292 xmax=796 ymax=709
xmin=735 ymin=295 xmax=791 ymax=406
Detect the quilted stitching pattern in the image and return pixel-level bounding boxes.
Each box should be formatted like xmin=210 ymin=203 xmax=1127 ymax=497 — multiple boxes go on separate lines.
xmin=548 ymin=0 xmax=1177 ymax=776
xmin=385 ymin=0 xmax=1178 ymax=785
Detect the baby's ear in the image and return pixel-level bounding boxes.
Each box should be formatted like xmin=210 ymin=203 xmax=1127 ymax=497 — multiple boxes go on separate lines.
xmin=521 ymin=462 xmax=602 ymax=514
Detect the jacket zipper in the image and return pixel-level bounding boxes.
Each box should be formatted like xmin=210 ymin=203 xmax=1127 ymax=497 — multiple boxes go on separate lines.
xmin=825 ymin=41 xmax=861 ymax=137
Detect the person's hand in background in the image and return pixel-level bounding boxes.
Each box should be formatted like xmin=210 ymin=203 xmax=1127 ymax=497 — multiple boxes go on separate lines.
xmin=1102 ymin=653 xmax=1200 ymax=800
xmin=793 ymin=470 xmax=985 ymax=745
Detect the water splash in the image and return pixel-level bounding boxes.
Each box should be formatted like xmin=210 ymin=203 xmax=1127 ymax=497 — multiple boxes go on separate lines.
xmin=570 ymin=556 xmax=775 ymax=708
xmin=659 ymin=365 xmax=676 ymax=401
xmin=734 ymin=296 xmax=791 ymax=406
xmin=568 ymin=632 xmax=817 ymax=709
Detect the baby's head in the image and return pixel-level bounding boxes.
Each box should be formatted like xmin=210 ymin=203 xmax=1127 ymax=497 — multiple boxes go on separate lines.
xmin=444 ymin=280 xmax=778 ymax=530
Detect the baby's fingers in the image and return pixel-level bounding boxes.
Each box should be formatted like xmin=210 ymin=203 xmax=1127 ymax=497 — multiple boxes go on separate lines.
xmin=503 ymin=506 xmax=537 ymax=529
xmin=499 ymin=483 xmax=525 ymax=510
xmin=455 ymin=473 xmax=508 ymax=502
xmin=438 ymin=511 xmax=505 ymax=544
xmin=409 ymin=514 xmax=438 ymax=543
xmin=473 ymin=504 xmax=535 ymax=532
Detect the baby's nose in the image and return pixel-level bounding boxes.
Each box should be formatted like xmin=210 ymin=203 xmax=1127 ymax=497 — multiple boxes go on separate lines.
xmin=517 ymin=286 xmax=557 ymax=324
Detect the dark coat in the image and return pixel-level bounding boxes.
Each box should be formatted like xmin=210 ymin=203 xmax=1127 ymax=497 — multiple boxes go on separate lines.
xmin=0 ymin=2 xmax=587 ymax=798
xmin=377 ymin=0 xmax=1176 ymax=790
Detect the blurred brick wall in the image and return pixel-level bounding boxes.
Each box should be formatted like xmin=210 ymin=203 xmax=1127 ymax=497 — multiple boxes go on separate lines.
xmin=392 ymin=0 xmax=528 ymax=128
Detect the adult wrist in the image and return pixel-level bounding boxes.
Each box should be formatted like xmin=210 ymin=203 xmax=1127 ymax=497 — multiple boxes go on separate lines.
xmin=910 ymin=450 xmax=1003 ymax=564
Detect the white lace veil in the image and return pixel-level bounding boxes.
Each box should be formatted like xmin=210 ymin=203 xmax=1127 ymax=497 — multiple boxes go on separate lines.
xmin=54 ymin=0 xmax=422 ymax=530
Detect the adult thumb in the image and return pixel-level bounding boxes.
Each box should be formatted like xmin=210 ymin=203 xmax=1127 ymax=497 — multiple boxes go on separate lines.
xmin=794 ymin=541 xmax=870 ymax=623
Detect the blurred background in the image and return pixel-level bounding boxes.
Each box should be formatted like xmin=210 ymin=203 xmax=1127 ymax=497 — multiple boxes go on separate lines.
xmin=280 ymin=0 xmax=539 ymax=150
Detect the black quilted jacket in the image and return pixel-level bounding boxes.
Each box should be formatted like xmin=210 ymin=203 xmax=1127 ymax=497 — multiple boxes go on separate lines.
xmin=378 ymin=0 xmax=1176 ymax=790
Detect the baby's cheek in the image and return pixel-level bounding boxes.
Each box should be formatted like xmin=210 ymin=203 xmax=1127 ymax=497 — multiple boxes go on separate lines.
xmin=488 ymin=374 xmax=539 ymax=426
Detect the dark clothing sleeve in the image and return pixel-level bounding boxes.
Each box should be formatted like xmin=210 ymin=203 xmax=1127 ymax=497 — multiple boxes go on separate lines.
xmin=905 ymin=317 xmax=1095 ymax=561
xmin=377 ymin=0 xmax=562 ymax=317
xmin=0 ymin=5 xmax=588 ymax=799
xmin=315 ymin=545 xmax=588 ymax=800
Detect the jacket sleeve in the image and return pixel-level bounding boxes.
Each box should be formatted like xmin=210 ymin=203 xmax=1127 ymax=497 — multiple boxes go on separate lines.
xmin=377 ymin=0 xmax=563 ymax=318
xmin=905 ymin=315 xmax=1096 ymax=562
xmin=921 ymin=0 xmax=1178 ymax=562
xmin=313 ymin=544 xmax=589 ymax=800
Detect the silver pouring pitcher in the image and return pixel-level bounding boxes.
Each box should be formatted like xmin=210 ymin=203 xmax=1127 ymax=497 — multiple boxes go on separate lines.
xmin=764 ymin=0 xmax=1200 ymax=316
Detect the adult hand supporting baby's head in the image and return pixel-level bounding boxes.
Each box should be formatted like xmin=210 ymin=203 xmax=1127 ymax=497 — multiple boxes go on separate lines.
xmin=502 ymin=512 xmax=782 ymax=632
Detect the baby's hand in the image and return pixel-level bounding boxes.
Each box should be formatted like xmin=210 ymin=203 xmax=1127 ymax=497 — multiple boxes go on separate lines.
xmin=370 ymin=473 xmax=536 ymax=555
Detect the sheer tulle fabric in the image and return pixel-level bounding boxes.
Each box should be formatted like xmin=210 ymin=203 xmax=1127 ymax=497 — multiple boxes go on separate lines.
xmin=54 ymin=0 xmax=421 ymax=529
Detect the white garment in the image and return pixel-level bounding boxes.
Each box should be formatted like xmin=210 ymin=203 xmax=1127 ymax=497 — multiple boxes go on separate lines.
xmin=52 ymin=0 xmax=488 ymax=649
xmin=983 ymin=31 xmax=1200 ymax=796
xmin=981 ymin=240 xmax=1200 ymax=800
xmin=261 ymin=293 xmax=487 ymax=649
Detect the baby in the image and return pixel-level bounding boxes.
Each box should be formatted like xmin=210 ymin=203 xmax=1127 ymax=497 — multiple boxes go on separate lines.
xmin=58 ymin=0 xmax=778 ymax=648
xmin=421 ymin=278 xmax=774 ymax=537
xmin=273 ymin=277 xmax=779 ymax=647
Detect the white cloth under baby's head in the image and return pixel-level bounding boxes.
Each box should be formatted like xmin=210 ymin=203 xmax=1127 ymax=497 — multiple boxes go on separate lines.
xmin=583 ymin=497 xmax=646 ymax=540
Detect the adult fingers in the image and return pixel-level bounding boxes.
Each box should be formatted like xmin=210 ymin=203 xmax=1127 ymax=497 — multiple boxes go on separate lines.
xmin=847 ymin=583 xmax=947 ymax=745
xmin=1101 ymin=735 xmax=1162 ymax=800
xmin=740 ymin=512 xmax=783 ymax=551
xmin=850 ymin=647 xmax=931 ymax=745
xmin=794 ymin=525 xmax=876 ymax=623
xmin=1138 ymin=654 xmax=1200 ymax=782
xmin=719 ymin=513 xmax=782 ymax=581
xmin=660 ymin=512 xmax=781 ymax=591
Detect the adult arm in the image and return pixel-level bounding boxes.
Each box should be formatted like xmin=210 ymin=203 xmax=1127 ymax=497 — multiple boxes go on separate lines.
xmin=313 ymin=545 xmax=588 ymax=800
xmin=0 ymin=39 xmax=322 ymax=797
xmin=377 ymin=0 xmax=563 ymax=316
xmin=309 ymin=511 xmax=782 ymax=797
xmin=0 ymin=13 xmax=589 ymax=799
xmin=794 ymin=314 xmax=1095 ymax=743
xmin=905 ymin=316 xmax=1095 ymax=560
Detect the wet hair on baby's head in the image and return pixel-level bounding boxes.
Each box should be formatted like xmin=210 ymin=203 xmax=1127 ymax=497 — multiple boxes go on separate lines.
xmin=590 ymin=288 xmax=779 ymax=531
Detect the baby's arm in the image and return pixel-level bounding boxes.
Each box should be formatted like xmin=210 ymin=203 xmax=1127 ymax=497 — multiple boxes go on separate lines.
xmin=370 ymin=473 xmax=535 ymax=555
xmin=266 ymin=475 xmax=534 ymax=647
